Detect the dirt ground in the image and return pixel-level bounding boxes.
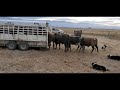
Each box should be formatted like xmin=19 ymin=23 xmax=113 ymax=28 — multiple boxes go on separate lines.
xmin=0 ymin=33 xmax=120 ymax=73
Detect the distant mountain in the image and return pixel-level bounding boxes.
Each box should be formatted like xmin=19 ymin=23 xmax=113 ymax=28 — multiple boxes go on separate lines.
xmin=0 ymin=17 xmax=120 ymax=30
xmin=42 ymin=20 xmax=120 ymax=30
xmin=0 ymin=17 xmax=14 ymax=20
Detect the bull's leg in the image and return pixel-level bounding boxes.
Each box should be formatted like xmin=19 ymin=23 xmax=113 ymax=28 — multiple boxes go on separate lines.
xmin=66 ymin=44 xmax=69 ymax=51
xmin=80 ymin=45 xmax=83 ymax=52
xmin=79 ymin=45 xmax=83 ymax=52
xmin=48 ymin=43 xmax=51 ymax=49
xmin=59 ymin=43 xmax=60 ymax=50
xmin=65 ymin=47 xmax=68 ymax=52
xmin=82 ymin=45 xmax=85 ymax=52
xmin=79 ymin=45 xmax=82 ymax=51
xmin=55 ymin=43 xmax=57 ymax=49
xmin=70 ymin=44 xmax=71 ymax=51
xmin=53 ymin=42 xmax=55 ymax=49
xmin=95 ymin=45 xmax=99 ymax=52
xmin=76 ymin=44 xmax=79 ymax=51
xmin=69 ymin=43 xmax=71 ymax=51
xmin=64 ymin=44 xmax=67 ymax=52
xmin=91 ymin=46 xmax=94 ymax=53
xmin=64 ymin=47 xmax=66 ymax=52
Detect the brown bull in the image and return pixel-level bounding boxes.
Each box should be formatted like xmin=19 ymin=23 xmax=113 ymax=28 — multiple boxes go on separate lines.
xmin=74 ymin=30 xmax=82 ymax=37
xmin=77 ymin=37 xmax=99 ymax=53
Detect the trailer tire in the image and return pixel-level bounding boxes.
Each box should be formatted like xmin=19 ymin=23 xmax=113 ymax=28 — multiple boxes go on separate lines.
xmin=18 ymin=43 xmax=29 ymax=51
xmin=7 ymin=41 xmax=17 ymax=50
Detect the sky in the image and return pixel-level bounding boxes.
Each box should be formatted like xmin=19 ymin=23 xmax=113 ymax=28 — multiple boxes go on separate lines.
xmin=10 ymin=17 xmax=120 ymax=26
xmin=1 ymin=17 xmax=120 ymax=29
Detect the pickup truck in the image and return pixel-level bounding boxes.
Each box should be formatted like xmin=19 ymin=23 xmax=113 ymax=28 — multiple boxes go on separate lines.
xmin=51 ymin=28 xmax=64 ymax=34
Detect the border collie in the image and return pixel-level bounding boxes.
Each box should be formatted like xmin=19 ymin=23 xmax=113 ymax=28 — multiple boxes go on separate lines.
xmin=92 ymin=62 xmax=110 ymax=72
xmin=101 ymin=45 xmax=107 ymax=51
xmin=107 ymin=55 xmax=120 ymax=60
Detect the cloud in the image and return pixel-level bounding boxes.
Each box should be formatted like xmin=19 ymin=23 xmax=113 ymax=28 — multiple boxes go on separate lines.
xmin=1 ymin=17 xmax=120 ymax=28
xmin=35 ymin=17 xmax=120 ymax=24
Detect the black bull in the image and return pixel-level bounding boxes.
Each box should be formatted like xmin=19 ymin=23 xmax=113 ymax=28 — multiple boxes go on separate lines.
xmin=66 ymin=36 xmax=81 ymax=51
xmin=48 ymin=33 xmax=81 ymax=52
xmin=48 ymin=33 xmax=63 ymax=49
xmin=48 ymin=32 xmax=55 ymax=49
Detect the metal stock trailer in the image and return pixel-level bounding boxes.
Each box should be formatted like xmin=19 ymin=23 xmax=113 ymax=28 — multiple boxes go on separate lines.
xmin=0 ymin=21 xmax=49 ymax=50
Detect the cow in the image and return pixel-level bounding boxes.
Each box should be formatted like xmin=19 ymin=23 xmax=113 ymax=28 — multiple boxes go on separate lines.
xmin=53 ymin=33 xmax=64 ymax=49
xmin=77 ymin=37 xmax=99 ymax=53
xmin=52 ymin=33 xmax=81 ymax=52
xmin=68 ymin=36 xmax=81 ymax=51
xmin=48 ymin=32 xmax=55 ymax=49
xmin=74 ymin=30 xmax=82 ymax=37
xmin=91 ymin=62 xmax=110 ymax=72
xmin=50 ymin=33 xmax=70 ymax=52
xmin=69 ymin=36 xmax=81 ymax=45
xmin=61 ymin=34 xmax=70 ymax=52
xmin=107 ymin=55 xmax=120 ymax=61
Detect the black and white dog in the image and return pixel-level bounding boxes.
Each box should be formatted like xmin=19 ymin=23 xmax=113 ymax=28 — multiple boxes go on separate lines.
xmin=107 ymin=55 xmax=120 ymax=61
xmin=92 ymin=62 xmax=110 ymax=72
xmin=101 ymin=45 xmax=107 ymax=51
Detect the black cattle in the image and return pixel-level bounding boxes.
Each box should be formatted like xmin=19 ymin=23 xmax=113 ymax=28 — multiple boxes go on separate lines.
xmin=92 ymin=62 xmax=110 ymax=72
xmin=50 ymin=33 xmax=81 ymax=52
xmin=50 ymin=33 xmax=70 ymax=52
xmin=68 ymin=36 xmax=81 ymax=51
xmin=48 ymin=32 xmax=55 ymax=49
xmin=62 ymin=34 xmax=70 ymax=52
xmin=69 ymin=36 xmax=80 ymax=45
xmin=53 ymin=33 xmax=64 ymax=49
xmin=60 ymin=35 xmax=81 ymax=52
xmin=107 ymin=55 xmax=120 ymax=61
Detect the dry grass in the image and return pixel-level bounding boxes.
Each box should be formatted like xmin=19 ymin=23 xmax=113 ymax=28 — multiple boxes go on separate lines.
xmin=59 ymin=27 xmax=120 ymax=40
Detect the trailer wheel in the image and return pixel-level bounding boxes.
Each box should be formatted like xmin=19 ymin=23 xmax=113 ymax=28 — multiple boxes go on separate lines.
xmin=7 ymin=41 xmax=17 ymax=50
xmin=18 ymin=43 xmax=29 ymax=51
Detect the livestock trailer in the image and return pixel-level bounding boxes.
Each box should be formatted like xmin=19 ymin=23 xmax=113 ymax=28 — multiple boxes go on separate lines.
xmin=0 ymin=20 xmax=49 ymax=50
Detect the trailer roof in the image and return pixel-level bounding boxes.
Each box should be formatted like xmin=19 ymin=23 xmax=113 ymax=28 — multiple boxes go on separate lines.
xmin=0 ymin=20 xmax=48 ymax=27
